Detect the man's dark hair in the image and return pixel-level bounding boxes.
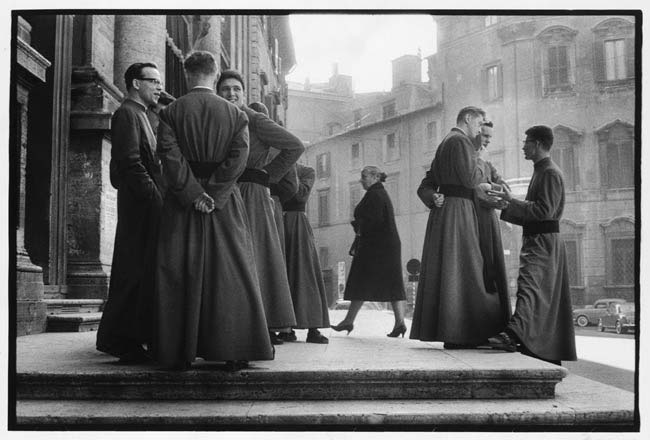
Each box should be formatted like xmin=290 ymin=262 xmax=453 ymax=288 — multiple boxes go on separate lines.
xmin=482 ymin=120 xmax=494 ymax=128
xmin=249 ymin=101 xmax=269 ymax=116
xmin=184 ymin=51 xmax=217 ymax=76
xmin=456 ymin=106 xmax=486 ymax=124
xmin=525 ymin=125 xmax=554 ymax=150
xmin=216 ymin=69 xmax=245 ymax=92
xmin=124 ymin=62 xmax=158 ymax=91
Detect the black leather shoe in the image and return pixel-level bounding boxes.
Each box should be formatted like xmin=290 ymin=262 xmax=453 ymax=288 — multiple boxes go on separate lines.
xmin=487 ymin=332 xmax=517 ymax=352
xmin=277 ymin=330 xmax=297 ymax=342
xmin=306 ymin=329 xmax=329 ymax=344
xmin=117 ymin=346 xmax=152 ymax=364
xmin=387 ymin=323 xmax=407 ymax=338
xmin=330 ymin=322 xmax=354 ymax=334
xmin=269 ymin=332 xmax=284 ymax=345
xmin=443 ymin=342 xmax=478 ymax=349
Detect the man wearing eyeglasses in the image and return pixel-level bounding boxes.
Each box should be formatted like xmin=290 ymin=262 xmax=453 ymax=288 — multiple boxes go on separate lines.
xmin=96 ymin=62 xmax=165 ymax=364
xmin=486 ymin=125 xmax=577 ymax=365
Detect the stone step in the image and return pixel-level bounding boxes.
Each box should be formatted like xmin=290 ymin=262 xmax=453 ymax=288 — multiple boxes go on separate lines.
xmin=17 ymin=329 xmax=566 ymax=401
xmin=14 ymin=375 xmax=635 ymax=427
xmin=44 ymin=299 xmax=104 ymax=314
xmin=45 ymin=312 xmax=102 ymax=333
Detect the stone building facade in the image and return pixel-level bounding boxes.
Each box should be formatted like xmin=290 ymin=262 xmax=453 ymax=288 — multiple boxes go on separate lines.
xmin=431 ymin=15 xmax=637 ymax=306
xmin=290 ymin=15 xmax=637 ymax=309
xmin=12 ymin=13 xmax=296 ymax=335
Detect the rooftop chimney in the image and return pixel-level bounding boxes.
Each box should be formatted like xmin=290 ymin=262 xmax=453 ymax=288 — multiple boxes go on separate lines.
xmin=391 ymin=54 xmax=421 ymax=90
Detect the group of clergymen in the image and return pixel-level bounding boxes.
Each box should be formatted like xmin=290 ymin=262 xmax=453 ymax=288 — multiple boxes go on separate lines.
xmin=96 ymin=51 xmax=330 ymax=371
xmin=410 ymin=106 xmax=577 ymax=365
xmin=96 ymin=49 xmax=577 ymax=371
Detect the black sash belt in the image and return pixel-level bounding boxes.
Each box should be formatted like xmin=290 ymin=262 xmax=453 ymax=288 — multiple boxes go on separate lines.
xmin=283 ymin=200 xmax=306 ymax=212
xmin=523 ymin=220 xmax=559 ymax=236
xmin=439 ymin=184 xmax=474 ymax=200
xmin=238 ymin=168 xmax=270 ymax=187
xmin=188 ymin=161 xmax=221 ymax=179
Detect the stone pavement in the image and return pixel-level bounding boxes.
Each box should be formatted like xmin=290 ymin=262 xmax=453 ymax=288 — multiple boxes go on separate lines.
xmin=13 ymin=309 xmax=636 ymax=428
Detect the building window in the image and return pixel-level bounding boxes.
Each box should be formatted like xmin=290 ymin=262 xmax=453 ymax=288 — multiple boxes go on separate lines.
xmin=485 ymin=16 xmax=498 ymax=27
xmin=318 ymin=189 xmax=330 ymax=226
xmin=349 ymin=182 xmax=362 ymax=219
xmin=383 ymin=132 xmax=399 ymax=162
xmin=426 ymin=121 xmax=437 ymax=149
xmin=551 ymin=126 xmax=581 ymax=191
xmin=482 ymin=64 xmax=502 ymax=101
xmin=537 ymin=26 xmax=577 ymax=95
xmin=610 ymin=238 xmax=634 ymax=285
xmin=316 ymin=152 xmax=331 ymax=179
xmin=327 ymin=122 xmax=342 ymax=136
xmin=604 ymin=39 xmax=627 ymax=80
xmin=354 ymin=109 xmax=362 ymax=128
xmin=597 ymin=120 xmax=634 ymax=189
xmin=593 ymin=18 xmax=635 ymax=84
xmin=318 ymin=246 xmax=330 ymax=268
xmin=351 ymin=142 xmax=362 ymax=169
xmin=382 ymin=101 xmax=396 ymax=120
xmin=601 ymin=217 xmax=635 ymax=300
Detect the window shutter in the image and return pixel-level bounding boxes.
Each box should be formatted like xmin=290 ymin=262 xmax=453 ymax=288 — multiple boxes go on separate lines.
xmin=593 ymin=40 xmax=605 ymax=82
xmin=625 ymin=37 xmax=635 ymax=79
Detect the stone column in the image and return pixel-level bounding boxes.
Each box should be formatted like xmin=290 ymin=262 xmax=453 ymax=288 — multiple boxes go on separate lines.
xmin=192 ymin=15 xmax=222 ymax=56
xmin=16 ymin=16 xmax=51 ymax=335
xmin=114 ymin=15 xmax=166 ymax=93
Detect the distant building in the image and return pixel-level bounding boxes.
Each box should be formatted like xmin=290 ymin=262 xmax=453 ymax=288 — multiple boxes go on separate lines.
xmin=290 ymin=14 xmax=637 ymax=309
xmin=432 ymin=15 xmax=637 ymax=306
xmin=13 ymin=13 xmax=296 ymax=335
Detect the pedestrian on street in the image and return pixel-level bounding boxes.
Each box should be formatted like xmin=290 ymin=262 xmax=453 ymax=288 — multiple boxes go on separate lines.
xmin=96 ymin=62 xmax=165 ymax=364
xmin=281 ymin=164 xmax=331 ymax=344
xmin=154 ymin=51 xmax=273 ymax=371
xmin=487 ymin=125 xmax=577 ymax=365
xmin=410 ymin=106 xmax=502 ymax=349
xmin=217 ymin=71 xmax=304 ymax=346
xmin=331 ymin=166 xmax=407 ymax=338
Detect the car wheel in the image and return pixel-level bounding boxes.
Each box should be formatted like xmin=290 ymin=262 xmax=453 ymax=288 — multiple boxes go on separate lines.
xmin=598 ymin=319 xmax=605 ymax=332
xmin=615 ymin=321 xmax=624 ymax=334
xmin=576 ymin=315 xmax=589 ymax=327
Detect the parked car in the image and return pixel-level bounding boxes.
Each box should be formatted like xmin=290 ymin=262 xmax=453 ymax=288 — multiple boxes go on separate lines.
xmin=598 ymin=303 xmax=635 ymax=334
xmin=572 ymin=298 xmax=627 ymax=327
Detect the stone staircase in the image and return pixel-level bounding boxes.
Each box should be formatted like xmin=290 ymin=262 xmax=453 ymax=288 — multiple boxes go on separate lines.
xmin=13 ymin=312 xmax=636 ymax=428
xmin=44 ymin=299 xmax=104 ymax=332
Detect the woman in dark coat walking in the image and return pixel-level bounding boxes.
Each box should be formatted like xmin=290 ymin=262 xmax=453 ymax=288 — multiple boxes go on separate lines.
xmin=331 ymin=166 xmax=407 ymax=337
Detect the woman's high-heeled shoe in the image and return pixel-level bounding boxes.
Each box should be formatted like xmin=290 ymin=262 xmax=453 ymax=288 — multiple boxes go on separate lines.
xmin=330 ymin=322 xmax=354 ymax=335
xmin=387 ymin=323 xmax=407 ymax=338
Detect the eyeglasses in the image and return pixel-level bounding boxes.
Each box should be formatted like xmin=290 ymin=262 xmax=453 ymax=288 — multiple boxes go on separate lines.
xmin=138 ymin=78 xmax=163 ymax=86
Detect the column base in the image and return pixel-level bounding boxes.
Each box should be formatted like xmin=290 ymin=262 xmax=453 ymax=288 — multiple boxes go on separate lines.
xmin=17 ymin=300 xmax=47 ymax=336
xmin=66 ymin=262 xmax=111 ymax=300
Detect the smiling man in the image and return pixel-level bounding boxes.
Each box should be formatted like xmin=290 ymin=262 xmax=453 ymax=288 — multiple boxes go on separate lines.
xmin=217 ymin=69 xmax=304 ymax=346
xmin=96 ymin=62 xmax=165 ymax=364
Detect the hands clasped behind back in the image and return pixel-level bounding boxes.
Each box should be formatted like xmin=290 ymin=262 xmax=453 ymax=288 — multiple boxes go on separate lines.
xmin=193 ymin=192 xmax=216 ymax=213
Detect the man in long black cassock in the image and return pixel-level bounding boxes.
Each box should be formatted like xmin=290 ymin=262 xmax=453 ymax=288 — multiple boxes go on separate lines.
xmin=154 ymin=51 xmax=273 ymax=370
xmin=96 ymin=62 xmax=165 ymax=363
xmin=487 ymin=125 xmax=577 ymax=365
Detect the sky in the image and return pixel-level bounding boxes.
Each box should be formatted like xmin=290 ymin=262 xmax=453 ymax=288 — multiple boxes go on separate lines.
xmin=286 ymin=14 xmax=437 ymax=93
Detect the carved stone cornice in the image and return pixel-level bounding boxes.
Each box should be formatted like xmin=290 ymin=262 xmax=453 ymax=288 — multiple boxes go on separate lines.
xmin=70 ymin=66 xmax=123 ymax=130
xmin=16 ymin=37 xmax=51 ymax=84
